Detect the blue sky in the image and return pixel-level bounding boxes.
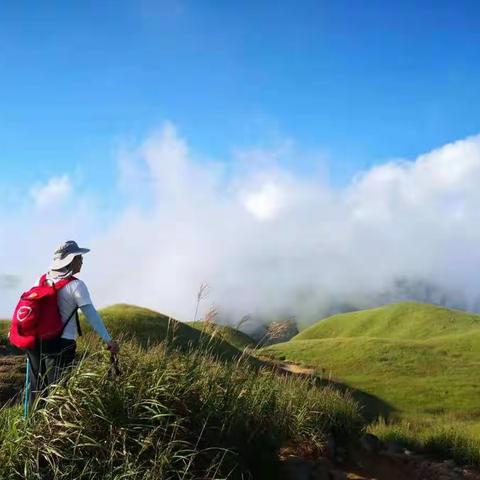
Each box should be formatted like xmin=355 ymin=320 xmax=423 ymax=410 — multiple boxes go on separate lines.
xmin=1 ymin=0 xmax=479 ymax=196
xmin=3 ymin=1 xmax=480 ymax=318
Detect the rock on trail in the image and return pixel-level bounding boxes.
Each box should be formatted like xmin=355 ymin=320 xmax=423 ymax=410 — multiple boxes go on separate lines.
xmin=279 ymin=448 xmax=480 ymax=480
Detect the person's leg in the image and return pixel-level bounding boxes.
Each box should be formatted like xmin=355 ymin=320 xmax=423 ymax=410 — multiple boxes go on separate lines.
xmin=26 ymin=343 xmax=46 ymax=410
xmin=26 ymin=339 xmax=76 ymax=409
xmin=41 ymin=338 xmax=61 ymax=388
xmin=43 ymin=339 xmax=76 ymax=386
xmin=25 ymin=339 xmax=77 ymax=410
xmin=56 ymin=339 xmax=76 ymax=378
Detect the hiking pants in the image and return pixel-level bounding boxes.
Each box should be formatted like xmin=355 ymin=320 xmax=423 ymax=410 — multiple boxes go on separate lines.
xmin=25 ymin=338 xmax=76 ymax=409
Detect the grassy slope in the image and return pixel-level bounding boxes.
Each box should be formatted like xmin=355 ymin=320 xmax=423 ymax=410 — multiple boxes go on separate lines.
xmin=80 ymin=304 xmax=249 ymax=362
xmin=264 ymin=302 xmax=480 ymax=419
xmin=294 ymin=301 xmax=480 ymax=341
xmin=186 ymin=321 xmax=257 ymax=350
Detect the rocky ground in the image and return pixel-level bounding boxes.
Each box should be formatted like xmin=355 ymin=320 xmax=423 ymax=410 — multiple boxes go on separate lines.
xmin=279 ymin=441 xmax=480 ymax=479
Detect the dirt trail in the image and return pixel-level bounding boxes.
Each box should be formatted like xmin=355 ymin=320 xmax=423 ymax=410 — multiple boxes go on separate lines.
xmin=339 ymin=452 xmax=480 ymax=480
xmin=278 ymin=427 xmax=480 ymax=480
xmin=278 ymin=362 xmax=316 ymax=376
xmin=279 ymin=453 xmax=420 ymax=480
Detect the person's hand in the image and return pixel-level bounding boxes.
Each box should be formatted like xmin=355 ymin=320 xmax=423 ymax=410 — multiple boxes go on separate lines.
xmin=106 ymin=340 xmax=119 ymax=354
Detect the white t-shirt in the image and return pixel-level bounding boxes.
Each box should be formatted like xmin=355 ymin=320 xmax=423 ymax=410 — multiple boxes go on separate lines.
xmin=37 ymin=276 xmax=108 ymax=341
xmin=56 ymin=279 xmax=92 ymax=340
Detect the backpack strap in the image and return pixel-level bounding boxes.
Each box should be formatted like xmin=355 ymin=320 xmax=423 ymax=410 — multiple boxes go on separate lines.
xmin=53 ymin=275 xmax=78 ymax=290
xmin=75 ymin=311 xmax=83 ymax=337
xmin=55 ymin=276 xmax=82 ymax=337
xmin=59 ymin=308 xmax=80 ymax=337
xmin=39 ymin=274 xmax=77 ymax=289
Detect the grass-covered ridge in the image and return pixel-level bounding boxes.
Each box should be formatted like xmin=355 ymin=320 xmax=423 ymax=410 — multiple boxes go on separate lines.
xmin=0 ymin=340 xmax=362 ymax=479
xmin=294 ymin=301 xmax=480 ymax=341
xmin=81 ymin=304 xmax=248 ymax=362
xmin=186 ymin=321 xmax=257 ymax=350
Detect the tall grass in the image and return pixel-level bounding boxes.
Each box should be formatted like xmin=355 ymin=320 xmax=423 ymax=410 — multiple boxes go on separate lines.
xmin=0 ymin=339 xmax=362 ymax=479
xmin=369 ymin=417 xmax=480 ymax=466
xmin=0 ymin=319 xmax=10 ymax=346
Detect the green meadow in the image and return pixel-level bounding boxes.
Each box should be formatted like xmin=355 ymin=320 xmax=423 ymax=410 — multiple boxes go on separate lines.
xmin=263 ymin=301 xmax=480 ymax=461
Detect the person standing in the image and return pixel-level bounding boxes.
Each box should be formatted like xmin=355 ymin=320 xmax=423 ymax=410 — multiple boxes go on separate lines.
xmin=25 ymin=240 xmax=119 ymax=408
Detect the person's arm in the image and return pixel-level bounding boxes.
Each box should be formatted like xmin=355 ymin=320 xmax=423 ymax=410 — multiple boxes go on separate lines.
xmin=73 ymin=280 xmax=119 ymax=352
xmin=79 ymin=303 xmax=111 ymax=342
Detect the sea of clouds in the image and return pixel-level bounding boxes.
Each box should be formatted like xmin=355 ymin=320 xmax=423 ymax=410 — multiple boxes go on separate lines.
xmin=2 ymin=123 xmax=480 ymax=327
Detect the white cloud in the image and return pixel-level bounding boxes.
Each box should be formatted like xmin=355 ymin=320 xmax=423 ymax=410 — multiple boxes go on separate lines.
xmin=2 ymin=126 xmax=480 ymax=326
xmin=242 ymin=181 xmax=285 ymax=221
xmin=30 ymin=175 xmax=72 ymax=209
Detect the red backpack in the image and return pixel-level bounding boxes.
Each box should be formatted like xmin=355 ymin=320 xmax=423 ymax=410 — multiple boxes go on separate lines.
xmin=8 ymin=274 xmax=77 ymax=349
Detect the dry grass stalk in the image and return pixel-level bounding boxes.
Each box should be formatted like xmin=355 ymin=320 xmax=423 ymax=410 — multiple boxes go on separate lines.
xmin=266 ymin=320 xmax=293 ymax=341
xmin=193 ymin=282 xmax=210 ymax=322
xmin=204 ymin=306 xmax=219 ymax=325
xmin=235 ymin=314 xmax=252 ymax=331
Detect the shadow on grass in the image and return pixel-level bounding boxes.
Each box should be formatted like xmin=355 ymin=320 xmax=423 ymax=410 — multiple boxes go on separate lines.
xmin=276 ymin=367 xmax=395 ymax=423
xmin=318 ymin=378 xmax=395 ymax=422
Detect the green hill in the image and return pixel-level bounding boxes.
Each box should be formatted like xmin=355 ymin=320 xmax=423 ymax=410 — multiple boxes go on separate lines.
xmin=264 ymin=302 xmax=480 ymax=422
xmin=186 ymin=321 xmax=257 ymax=350
xmin=81 ymin=304 xmax=250 ymax=362
xmin=294 ymin=301 xmax=480 ymax=341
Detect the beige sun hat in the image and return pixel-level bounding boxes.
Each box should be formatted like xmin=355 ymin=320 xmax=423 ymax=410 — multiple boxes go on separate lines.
xmin=50 ymin=240 xmax=90 ymax=270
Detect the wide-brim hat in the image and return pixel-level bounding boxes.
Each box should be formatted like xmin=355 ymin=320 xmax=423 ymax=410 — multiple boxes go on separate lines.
xmin=50 ymin=240 xmax=90 ymax=270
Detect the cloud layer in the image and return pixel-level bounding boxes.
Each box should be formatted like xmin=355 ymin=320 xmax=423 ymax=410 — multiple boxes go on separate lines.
xmin=2 ymin=125 xmax=480 ymax=326
xmin=30 ymin=175 xmax=72 ymax=209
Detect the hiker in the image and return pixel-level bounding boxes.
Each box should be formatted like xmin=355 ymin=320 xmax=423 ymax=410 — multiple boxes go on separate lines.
xmin=17 ymin=241 xmax=119 ymax=409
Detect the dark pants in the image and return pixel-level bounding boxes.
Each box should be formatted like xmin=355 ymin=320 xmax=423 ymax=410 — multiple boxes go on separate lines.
xmin=26 ymin=338 xmax=76 ymax=409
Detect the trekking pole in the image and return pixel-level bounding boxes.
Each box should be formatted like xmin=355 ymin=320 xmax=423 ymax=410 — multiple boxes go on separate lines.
xmin=23 ymin=357 xmax=30 ymax=418
xmin=109 ymin=352 xmax=121 ymax=377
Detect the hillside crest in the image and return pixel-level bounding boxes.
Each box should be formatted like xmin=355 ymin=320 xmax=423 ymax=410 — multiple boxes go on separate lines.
xmin=294 ymin=301 xmax=480 ymax=341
